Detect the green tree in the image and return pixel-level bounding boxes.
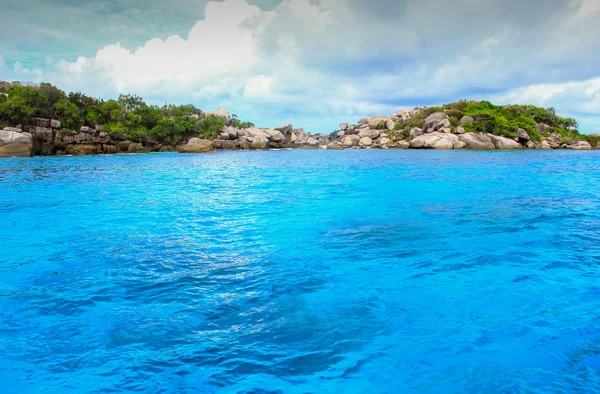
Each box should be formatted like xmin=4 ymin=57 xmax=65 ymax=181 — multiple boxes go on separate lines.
xmin=118 ymin=94 xmax=145 ymax=112
xmin=53 ymin=98 xmax=83 ymax=129
xmin=198 ymin=114 xmax=225 ymax=138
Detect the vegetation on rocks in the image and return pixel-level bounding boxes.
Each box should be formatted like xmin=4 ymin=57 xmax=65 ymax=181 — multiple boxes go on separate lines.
xmin=395 ymin=100 xmax=583 ymax=143
xmin=0 ymin=82 xmax=252 ymax=145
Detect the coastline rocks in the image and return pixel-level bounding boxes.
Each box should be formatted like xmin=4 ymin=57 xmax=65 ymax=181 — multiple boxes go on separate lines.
xmin=0 ymin=129 xmax=33 ymax=157
xmin=397 ymin=110 xmax=411 ymax=120
xmin=569 ymin=141 xmax=592 ymax=150
xmin=455 ymin=126 xmax=466 ymax=134
xmin=489 ymin=134 xmax=523 ymax=149
xmin=128 ymin=143 xmax=145 ymax=153
xmin=205 ymin=108 xmax=231 ymax=126
xmin=340 ymin=123 xmax=349 ymax=131
xmin=423 ymin=112 xmax=449 ymax=133
xmin=397 ymin=140 xmax=410 ymax=149
xmin=359 ymin=137 xmax=373 ymax=146
xmin=264 ymin=129 xmax=285 ymax=143
xmin=177 ymin=138 xmax=214 ymax=153
xmin=275 ymin=124 xmax=293 ymax=142
xmin=117 ymin=141 xmax=133 ymax=152
xmin=306 ymin=137 xmax=319 ymax=146
xmin=251 ymin=136 xmax=269 ymax=149
xmin=409 ymin=132 xmax=464 ymax=150
xmin=64 ymin=144 xmax=100 ymax=155
xmin=367 ymin=116 xmax=387 ymax=129
xmin=409 ymin=127 xmax=424 ymax=139
xmin=517 ymin=128 xmax=530 ymax=142
xmin=540 ymin=141 xmax=552 ymax=150
xmin=358 ymin=129 xmax=381 ymax=140
xmin=327 ymin=142 xmax=344 ymax=150
xmin=385 ymin=119 xmax=396 ymax=131
xmin=343 ymin=135 xmax=360 ymax=147
xmin=458 ymin=133 xmax=495 ymax=149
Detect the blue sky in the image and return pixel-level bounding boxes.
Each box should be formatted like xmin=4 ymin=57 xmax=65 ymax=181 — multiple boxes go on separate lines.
xmin=2 ymin=0 xmax=600 ymax=133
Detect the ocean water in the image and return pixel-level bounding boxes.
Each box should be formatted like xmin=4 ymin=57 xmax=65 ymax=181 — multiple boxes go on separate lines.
xmin=1 ymin=149 xmax=600 ymax=393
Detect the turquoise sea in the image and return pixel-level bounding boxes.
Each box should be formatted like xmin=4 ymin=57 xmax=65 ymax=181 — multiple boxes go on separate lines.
xmin=1 ymin=150 xmax=600 ymax=393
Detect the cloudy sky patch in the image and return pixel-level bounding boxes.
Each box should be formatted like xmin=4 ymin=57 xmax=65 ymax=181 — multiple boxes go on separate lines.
xmin=2 ymin=0 xmax=600 ymax=133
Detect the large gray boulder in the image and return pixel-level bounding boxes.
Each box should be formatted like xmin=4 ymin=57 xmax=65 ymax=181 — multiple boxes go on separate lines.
xmin=454 ymin=126 xmax=466 ymax=134
xmin=306 ymin=137 xmax=319 ymax=146
xmin=409 ymin=132 xmax=463 ymax=150
xmin=343 ymin=135 xmax=360 ymax=147
xmin=359 ymin=137 xmax=373 ymax=147
xmin=264 ymin=129 xmax=285 ymax=143
xmin=488 ymin=134 xmax=523 ymax=149
xmin=358 ymin=129 xmax=381 ymax=140
xmin=569 ymin=141 xmax=592 ymax=150
xmin=275 ymin=124 xmax=293 ymax=142
xmin=128 ymin=143 xmax=145 ymax=153
xmin=458 ymin=133 xmax=495 ymax=149
xmin=458 ymin=116 xmax=475 ymax=126
xmin=423 ymin=112 xmax=449 ymax=133
xmin=251 ymin=136 xmax=269 ymax=149
xmin=425 ymin=112 xmax=449 ymax=123
xmin=368 ymin=116 xmax=388 ymax=129
xmin=397 ymin=140 xmax=410 ymax=149
xmin=517 ymin=128 xmax=530 ymax=142
xmin=385 ymin=119 xmax=396 ymax=131
xmin=409 ymin=128 xmax=424 ymax=139
xmin=327 ymin=142 xmax=344 ymax=150
xmin=0 ymin=129 xmax=33 ymax=157
xmin=29 ymin=126 xmax=54 ymax=143
xmin=244 ymin=128 xmax=269 ymax=139
xmin=396 ymin=109 xmax=411 ymax=120
xmin=205 ymin=108 xmax=231 ymax=126
xmin=177 ymin=138 xmax=214 ymax=153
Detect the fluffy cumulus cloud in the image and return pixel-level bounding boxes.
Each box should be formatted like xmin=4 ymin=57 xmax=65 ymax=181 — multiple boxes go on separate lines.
xmin=2 ymin=0 xmax=600 ymax=132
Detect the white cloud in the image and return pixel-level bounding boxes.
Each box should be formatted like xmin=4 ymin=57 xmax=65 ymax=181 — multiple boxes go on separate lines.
xmin=3 ymin=0 xmax=600 ymax=132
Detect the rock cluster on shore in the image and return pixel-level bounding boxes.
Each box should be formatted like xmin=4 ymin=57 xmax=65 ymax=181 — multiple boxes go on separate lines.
xmin=1 ymin=107 xmax=598 ymax=158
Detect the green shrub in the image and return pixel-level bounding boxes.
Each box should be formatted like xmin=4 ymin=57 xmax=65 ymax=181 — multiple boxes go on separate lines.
xmin=53 ymin=98 xmax=82 ymax=129
xmin=462 ymin=121 xmax=474 ymax=133
xmin=198 ymin=114 xmax=225 ymax=138
xmin=238 ymin=121 xmax=254 ymax=129
xmin=0 ymin=95 xmax=7 ymax=103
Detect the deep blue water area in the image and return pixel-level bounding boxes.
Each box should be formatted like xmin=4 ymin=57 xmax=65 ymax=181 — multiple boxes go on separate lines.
xmin=1 ymin=150 xmax=600 ymax=393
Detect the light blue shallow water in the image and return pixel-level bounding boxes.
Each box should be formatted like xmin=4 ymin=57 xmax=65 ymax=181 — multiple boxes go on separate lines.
xmin=1 ymin=150 xmax=600 ymax=393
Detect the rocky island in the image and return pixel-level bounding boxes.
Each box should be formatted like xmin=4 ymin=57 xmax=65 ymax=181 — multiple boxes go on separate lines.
xmin=1 ymin=81 xmax=599 ymax=158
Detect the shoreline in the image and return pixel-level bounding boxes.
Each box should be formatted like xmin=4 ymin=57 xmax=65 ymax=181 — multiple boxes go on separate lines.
xmin=2 ymin=93 xmax=599 ymax=158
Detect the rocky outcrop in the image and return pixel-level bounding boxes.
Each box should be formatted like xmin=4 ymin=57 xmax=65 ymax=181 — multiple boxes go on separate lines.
xmin=0 ymin=128 xmax=33 ymax=157
xmin=489 ymin=134 xmax=523 ymax=149
xmin=205 ymin=108 xmax=231 ymax=126
xmin=517 ymin=128 xmax=530 ymax=143
xmin=177 ymin=138 xmax=214 ymax=153
xmin=568 ymin=141 xmax=592 ymax=150
xmin=459 ymin=116 xmax=475 ymax=126
xmin=409 ymin=132 xmax=464 ymax=150
xmin=458 ymin=133 xmax=495 ymax=150
xmin=423 ymin=113 xmax=450 ymax=133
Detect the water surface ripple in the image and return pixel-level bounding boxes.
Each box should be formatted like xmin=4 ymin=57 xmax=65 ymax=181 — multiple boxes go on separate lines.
xmin=2 ymin=150 xmax=600 ymax=393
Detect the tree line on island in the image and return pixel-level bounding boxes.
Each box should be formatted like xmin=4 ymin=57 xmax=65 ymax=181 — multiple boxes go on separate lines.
xmin=0 ymin=80 xmax=599 ymax=157
xmin=0 ymin=81 xmax=254 ymax=146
